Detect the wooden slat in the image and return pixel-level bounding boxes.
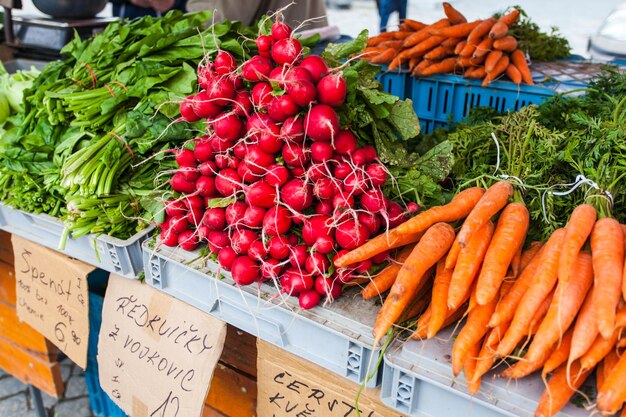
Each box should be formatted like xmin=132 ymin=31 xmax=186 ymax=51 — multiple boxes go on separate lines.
xmin=205 ymin=362 xmax=257 ymax=417
xmin=0 ymin=230 xmax=13 ymax=265
xmin=220 ymin=325 xmax=257 ymax=377
xmin=0 ymin=336 xmax=63 ymax=397
xmin=0 ymin=300 xmax=56 ymax=361
xmin=0 ymin=260 xmax=16 ymax=306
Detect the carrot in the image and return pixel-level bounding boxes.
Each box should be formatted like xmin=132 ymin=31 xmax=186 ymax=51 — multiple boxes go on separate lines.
xmin=393 ymin=31 xmax=414 ymax=40
xmin=370 ymin=49 xmax=397 ymax=64
xmin=501 ymin=342 xmax=558 ymax=379
xmin=482 ymin=55 xmax=510 ymax=87
xmin=402 ymin=19 xmax=427 ymax=32
xmin=472 ymin=37 xmax=493 ymax=59
xmin=498 ymin=9 xmax=521 ymax=27
xmin=506 ymin=63 xmax=522 ymax=84
xmin=454 ymin=40 xmax=467 ymax=55
xmin=510 ymin=246 xmax=523 ymax=278
xmin=366 ymin=32 xmax=396 ymax=46
xmin=489 ymin=21 xmax=509 ymax=40
xmin=424 ymin=46 xmax=454 ymax=61
xmin=467 ymin=18 xmax=496 ymax=45
xmin=452 ymin=291 xmax=498 ymax=375
xmin=592 ymin=218 xmax=625 ymax=338
xmin=542 ymin=328 xmax=574 ymax=377
xmin=476 ymin=203 xmax=529 ymax=305
xmin=403 ymin=19 xmax=450 ymax=48
xmin=427 ymin=260 xmax=454 ymax=338
xmin=335 ymin=230 xmax=422 ymax=267
xmin=511 ymin=49 xmax=534 ymax=85
xmin=521 ymin=242 xmax=544 ymax=271
xmin=378 ymin=40 xmax=404 ymax=49
xmin=446 ymin=181 xmax=513 ymax=270
xmin=373 ymin=223 xmax=456 ymax=343
xmin=618 ymin=338 xmax=626 ymax=348
xmin=442 ymin=2 xmax=467 ymax=25
xmin=568 ymin=290 xmax=598 ymax=364
xmin=397 ymin=293 xmax=431 ymax=323
xmin=406 ymin=36 xmax=447 ymax=58
xmin=397 ymin=188 xmax=485 ymax=235
xmin=419 ymin=58 xmax=457 ymax=76
xmin=601 ymin=349 xmax=621 ymax=389
xmin=528 ymin=290 xmax=554 ymax=335
xmin=459 ymin=42 xmax=477 ymax=58
xmin=581 ymin=332 xmax=619 ymax=371
xmin=535 ymin=361 xmax=593 ymax=417
xmin=559 ymin=204 xmax=597 ymax=284
xmin=597 ymin=350 xmax=626 ymax=414
xmin=470 ymin=321 xmax=509 ymax=383
xmin=411 ymin=300 xmax=466 ymax=340
xmin=484 ymin=50 xmax=503 ymax=73
xmin=430 ymin=21 xmax=481 ymax=38
xmin=441 ymin=37 xmax=462 ymax=49
xmin=408 ymin=57 xmax=420 ymax=71
xmin=464 ymin=341 xmax=482 ymax=394
xmin=361 ymin=245 xmax=415 ymax=299
xmin=495 ymin=229 xmax=565 ymax=355
xmin=457 ymin=55 xmax=486 ymax=67
xmin=493 ymin=35 xmax=518 ymax=52
xmin=448 ymin=221 xmax=494 ymax=309
xmin=464 ymin=66 xmax=487 ymax=79
xmin=412 ymin=59 xmax=431 ymax=76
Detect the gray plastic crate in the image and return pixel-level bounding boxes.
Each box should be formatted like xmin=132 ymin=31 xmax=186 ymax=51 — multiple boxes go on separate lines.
xmin=0 ymin=203 xmax=152 ymax=279
xmin=381 ymin=328 xmax=591 ymax=417
xmin=142 ymin=240 xmax=384 ymax=387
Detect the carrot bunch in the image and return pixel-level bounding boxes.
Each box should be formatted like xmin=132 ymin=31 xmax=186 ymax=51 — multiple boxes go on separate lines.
xmin=336 ymin=183 xmax=626 ymax=416
xmin=363 ymin=3 xmax=533 ymax=86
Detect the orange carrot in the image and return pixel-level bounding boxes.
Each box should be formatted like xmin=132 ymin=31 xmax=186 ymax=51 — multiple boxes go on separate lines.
xmin=601 ymin=349 xmax=621 ymax=389
xmin=467 ymin=18 xmax=496 ymax=45
xmin=454 ymin=40 xmax=467 ymax=55
xmin=441 ymin=37 xmax=463 ymax=49
xmin=406 ymin=36 xmax=447 ymax=58
xmin=403 ymin=19 xmax=450 ymax=48
xmin=457 ymin=55 xmax=486 ymax=67
xmin=459 ymin=42 xmax=477 ymax=58
xmin=378 ymin=40 xmax=404 ymax=49
xmin=472 ymin=37 xmax=493 ymax=59
xmin=408 ymin=57 xmax=420 ymax=70
xmin=489 ymin=21 xmax=509 ymax=40
xmin=485 ymin=50 xmax=504 ymax=73
xmin=501 ymin=342 xmax=558 ymax=379
xmin=398 ymin=293 xmax=431 ymax=323
xmin=464 ymin=341 xmax=482 ymax=394
xmin=581 ymin=332 xmax=619 ymax=371
xmin=402 ymin=19 xmax=427 ymax=31
xmin=370 ymin=49 xmax=397 ymax=64
xmin=482 ymin=55 xmax=510 ymax=86
xmin=464 ymin=66 xmax=487 ymax=79
xmin=475 ymin=203 xmax=529 ymax=305
xmin=528 ymin=290 xmax=554 ymax=335
xmin=506 ymin=63 xmax=522 ymax=84
xmin=511 ymin=49 xmax=534 ymax=85
xmin=412 ymin=59 xmax=431 ymax=76
xmin=470 ymin=321 xmax=509 ymax=383
xmin=535 ymin=361 xmax=593 ymax=417
xmin=335 ymin=230 xmax=422 ymax=267
xmin=597 ymin=350 xmax=626 ymax=414
xmin=446 ymin=181 xmax=513 ymax=270
xmin=510 ymin=246 xmax=523 ymax=278
xmin=373 ymin=223 xmax=456 ymax=343
xmin=442 ymin=2 xmax=467 ymax=25
xmin=521 ymin=242 xmax=544 ymax=271
xmin=393 ymin=31 xmax=414 ymax=40
xmin=542 ymin=328 xmax=574 ymax=377
xmin=430 ymin=21 xmax=481 ymax=38
xmin=568 ymin=290 xmax=599 ymax=364
xmin=419 ymin=58 xmax=457 ymax=76
xmin=498 ymin=9 xmax=521 ymax=27
xmin=361 ymin=245 xmax=415 ymax=299
xmin=448 ymin=221 xmax=494 ymax=309
xmin=427 ymin=260 xmax=454 ymax=338
xmin=559 ymin=204 xmax=597 ymax=284
xmin=411 ymin=300 xmax=466 ymax=339
xmin=366 ymin=32 xmax=396 ymax=46
xmin=592 ymin=218 xmax=625 ymax=338
xmin=424 ymin=46 xmax=454 ymax=61
xmin=387 ymin=56 xmax=404 ymax=71
xmin=493 ymin=36 xmax=518 ymax=52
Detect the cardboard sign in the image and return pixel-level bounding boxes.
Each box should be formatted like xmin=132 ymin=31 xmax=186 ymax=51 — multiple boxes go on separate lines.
xmin=12 ymin=236 xmax=93 ymax=369
xmin=98 ymin=275 xmax=227 ymax=417
xmin=258 ymin=341 xmax=406 ymax=417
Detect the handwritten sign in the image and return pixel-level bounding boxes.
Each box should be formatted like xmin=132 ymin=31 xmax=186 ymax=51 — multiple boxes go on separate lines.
xmin=98 ymin=275 xmax=226 ymax=417
xmin=12 ymin=236 xmax=92 ymax=369
xmin=258 ymin=341 xmax=406 ymax=417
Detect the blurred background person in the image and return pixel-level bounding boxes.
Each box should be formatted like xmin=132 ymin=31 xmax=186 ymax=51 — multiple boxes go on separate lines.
xmin=110 ymin=0 xmax=186 ymax=19
xmin=379 ymin=0 xmax=407 ymax=32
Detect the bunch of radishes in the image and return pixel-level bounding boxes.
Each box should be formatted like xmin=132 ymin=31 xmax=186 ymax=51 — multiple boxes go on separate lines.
xmin=161 ymin=20 xmax=416 ymax=309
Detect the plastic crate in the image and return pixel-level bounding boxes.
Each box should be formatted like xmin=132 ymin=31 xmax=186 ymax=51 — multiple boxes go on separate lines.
xmin=381 ymin=329 xmax=591 ymax=417
xmin=0 ymin=203 xmax=152 ymax=279
xmin=142 ymin=240 xmax=384 ymax=387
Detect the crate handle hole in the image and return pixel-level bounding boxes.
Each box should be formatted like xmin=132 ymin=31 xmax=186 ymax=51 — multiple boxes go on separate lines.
xmin=397 ymin=382 xmax=413 ymax=402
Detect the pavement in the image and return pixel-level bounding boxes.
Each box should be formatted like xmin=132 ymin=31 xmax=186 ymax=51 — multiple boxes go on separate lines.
xmin=0 ymin=358 xmax=94 ymax=417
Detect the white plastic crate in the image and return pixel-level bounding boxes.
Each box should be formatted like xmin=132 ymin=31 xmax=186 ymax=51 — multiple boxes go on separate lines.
xmin=381 ymin=329 xmax=592 ymax=417
xmin=142 ymin=240 xmax=384 ymax=387
xmin=0 ymin=203 xmax=152 ymax=279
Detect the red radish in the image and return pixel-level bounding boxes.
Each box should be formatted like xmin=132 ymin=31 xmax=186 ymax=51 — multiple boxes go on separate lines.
xmin=192 ymin=91 xmax=221 ymax=119
xmin=168 ymin=215 xmax=189 ymax=234
xmin=213 ymin=113 xmax=243 ymax=141
xmin=206 ymin=77 xmax=236 ymax=106
xmin=214 ymin=153 xmax=238 ymax=169
xmin=334 ymin=269 xmax=354 ymax=284
xmin=210 ymin=137 xmax=236 ymax=155
xmin=333 ymin=162 xmax=352 ymax=180
xmin=304 ymin=105 xmax=339 ymax=141
xmin=314 ymin=276 xmax=336 ymax=296
xmin=251 ymin=82 xmax=273 ymax=108
xmin=178 ymin=230 xmax=199 ymax=251
xmin=215 ymin=169 xmax=242 ymax=196
xmin=311 ymin=142 xmax=333 ymax=163
xmin=281 ymin=269 xmax=313 ymax=295
xmin=387 ymin=200 xmax=408 ymax=227
xmin=257 ymin=124 xmax=282 ymax=154
xmin=178 ymin=167 xmax=200 ymax=182
xmin=195 ymin=225 xmax=209 ymax=243
xmin=335 ymin=130 xmax=358 ymax=155
xmin=195 ymin=176 xmax=216 ymax=197
xmin=285 ymin=67 xmax=313 ymax=84
xmin=214 ymin=51 xmax=237 ymax=75
xmin=299 ymin=290 xmax=321 ymax=309
xmin=332 ymin=192 xmax=354 ymax=210
xmin=372 ymin=250 xmax=390 ymax=264
xmin=225 ymin=202 xmax=247 ymax=224
xmin=353 ymin=146 xmax=377 ymax=165
xmin=242 ymin=205 xmax=266 ymax=228
xmin=316 ymin=74 xmax=347 ymax=107
xmin=289 ymin=245 xmax=308 ymax=268
xmin=203 ymin=208 xmax=226 ymax=230
xmin=299 ymin=55 xmax=328 ymax=83
xmin=232 ymin=90 xmax=252 ymax=117
xmin=263 ymin=206 xmax=292 ymax=236
xmin=313 ymin=177 xmax=338 ymax=200
xmin=237 ymin=161 xmax=257 ymax=183
xmin=268 ymin=235 xmax=291 ymax=259
xmin=180 ymin=96 xmax=200 ymax=122
xmin=282 ymin=143 xmax=310 ymax=168
xmin=315 ymin=201 xmax=333 ymax=215
xmin=361 ymin=189 xmax=388 ymax=212
xmin=171 ymin=173 xmax=196 ymax=193
xmin=182 ymin=195 xmax=205 ymax=211
xmin=194 ymin=139 xmax=214 ymax=162
xmin=286 ymin=80 xmax=316 ymax=107
xmin=328 ymin=282 xmax=343 ymax=299
xmin=306 ymin=253 xmax=330 ymax=275
xmin=246 ymin=112 xmax=273 ymax=133
xmin=267 ymin=95 xmax=299 ymax=122
xmin=244 ymin=145 xmax=275 ymax=174
xmin=248 ymin=240 xmax=267 ymax=260
xmin=218 ymin=247 xmax=237 ymax=270
xmin=302 ymin=215 xmax=333 ymax=246
xmin=186 ymin=208 xmax=204 ymax=225
xmin=271 ymin=22 xmax=292 ymax=40
xmin=271 ymin=38 xmax=302 ymax=65
xmin=231 ymin=256 xmax=260 ymax=285
xmin=246 ymin=181 xmax=277 ymax=208
xmin=358 ymin=211 xmax=381 ymax=235
xmin=356 ymin=259 xmax=372 ymax=273
xmin=287 ymin=234 xmax=299 ymax=246
xmin=231 ymin=228 xmax=257 ymax=254
xmin=336 ymin=219 xmax=369 ymax=250
xmin=197 ymin=65 xmax=213 ymax=90
xmin=230 ymin=74 xmax=244 ymax=90
xmin=280 ymin=116 xmax=305 ymax=143
xmin=308 ymin=163 xmax=329 ymax=181
xmin=160 ymin=228 xmax=178 ymax=247
xmin=366 ymin=163 xmax=387 ymax=187
xmin=241 ymin=55 xmax=273 ymax=82
xmin=199 ymin=161 xmax=217 ymax=176
xmin=233 ymin=143 xmax=248 ymax=159
xmin=290 ymin=166 xmax=306 ymax=178
xmin=165 ymin=199 xmax=187 ymax=217
xmin=407 ymin=202 xmax=420 ymax=213
xmin=280 ymin=179 xmax=313 ymax=211
xmin=175 ymin=148 xmax=196 ymax=168
xmin=265 ymin=164 xmax=290 ymax=187
xmin=314 ymin=235 xmax=335 ymax=254
xmin=261 ymin=258 xmax=282 ymax=280
xmin=269 ymin=66 xmax=288 ymax=88
xmin=208 ymin=230 xmax=229 ymax=253
xmin=256 ymin=35 xmax=274 ymax=55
